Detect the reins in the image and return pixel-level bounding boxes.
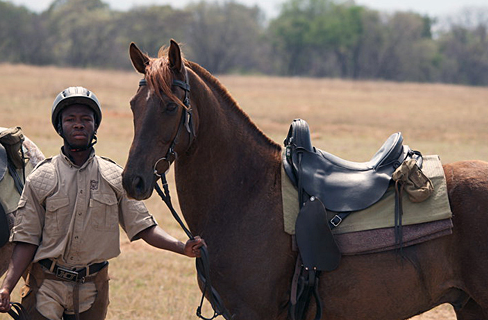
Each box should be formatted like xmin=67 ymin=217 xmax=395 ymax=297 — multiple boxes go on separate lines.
xmin=139 ymin=71 xmax=233 ymax=320
xmin=7 ymin=302 xmax=29 ymax=320
xmin=154 ymin=177 xmax=232 ymax=320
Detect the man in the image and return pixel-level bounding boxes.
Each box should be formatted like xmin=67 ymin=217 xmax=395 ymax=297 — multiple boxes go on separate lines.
xmin=0 ymin=87 xmax=204 ymax=319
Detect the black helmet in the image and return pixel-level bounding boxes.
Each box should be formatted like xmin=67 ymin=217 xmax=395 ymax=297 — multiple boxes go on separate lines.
xmin=51 ymin=87 xmax=102 ymax=131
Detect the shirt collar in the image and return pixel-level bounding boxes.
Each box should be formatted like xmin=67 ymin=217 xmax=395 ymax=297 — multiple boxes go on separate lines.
xmin=60 ymin=147 xmax=96 ymax=169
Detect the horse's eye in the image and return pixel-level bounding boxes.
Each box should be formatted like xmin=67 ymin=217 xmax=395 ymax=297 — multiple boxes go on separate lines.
xmin=166 ymin=102 xmax=178 ymax=114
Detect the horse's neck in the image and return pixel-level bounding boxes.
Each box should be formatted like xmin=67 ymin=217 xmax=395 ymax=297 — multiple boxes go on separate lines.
xmin=183 ymin=68 xmax=280 ymax=174
xmin=177 ymin=94 xmax=280 ymax=187
xmin=174 ymin=75 xmax=282 ymax=233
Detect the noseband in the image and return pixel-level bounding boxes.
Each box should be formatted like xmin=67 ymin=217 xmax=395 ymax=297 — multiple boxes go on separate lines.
xmin=138 ymin=69 xmax=195 ymax=177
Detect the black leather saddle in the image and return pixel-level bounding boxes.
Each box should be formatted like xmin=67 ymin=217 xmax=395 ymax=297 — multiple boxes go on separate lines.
xmin=285 ymin=119 xmax=419 ymax=320
xmin=283 ymin=119 xmax=412 ymax=213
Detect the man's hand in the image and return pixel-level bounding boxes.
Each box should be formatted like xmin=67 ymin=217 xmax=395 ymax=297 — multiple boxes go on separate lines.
xmin=184 ymin=236 xmax=206 ymax=258
xmin=0 ymin=288 xmax=11 ymax=313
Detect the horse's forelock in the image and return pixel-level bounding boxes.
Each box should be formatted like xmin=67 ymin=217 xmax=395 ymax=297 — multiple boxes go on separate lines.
xmin=145 ymin=56 xmax=187 ymax=109
xmin=145 ymin=57 xmax=173 ymax=102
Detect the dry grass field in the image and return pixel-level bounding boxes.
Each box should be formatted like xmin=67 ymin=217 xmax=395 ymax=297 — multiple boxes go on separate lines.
xmin=0 ymin=62 xmax=487 ymax=319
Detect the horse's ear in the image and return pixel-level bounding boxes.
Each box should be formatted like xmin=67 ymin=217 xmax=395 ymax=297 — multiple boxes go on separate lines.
xmin=168 ymin=39 xmax=184 ymax=73
xmin=129 ymin=42 xmax=149 ymax=74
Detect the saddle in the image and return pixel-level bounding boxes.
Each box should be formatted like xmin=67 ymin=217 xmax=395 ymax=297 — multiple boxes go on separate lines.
xmin=284 ymin=119 xmax=421 ymax=320
xmin=283 ymin=119 xmax=412 ymax=213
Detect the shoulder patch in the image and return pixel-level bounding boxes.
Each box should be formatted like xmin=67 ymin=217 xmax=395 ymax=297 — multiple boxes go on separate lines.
xmin=32 ymin=157 xmax=53 ymax=170
xmin=97 ymin=156 xmax=123 ymax=195
xmin=28 ymin=158 xmax=56 ymax=201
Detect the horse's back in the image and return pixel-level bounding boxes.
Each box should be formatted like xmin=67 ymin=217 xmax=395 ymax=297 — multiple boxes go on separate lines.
xmin=314 ymin=160 xmax=488 ymax=320
xmin=444 ymin=161 xmax=488 ymax=310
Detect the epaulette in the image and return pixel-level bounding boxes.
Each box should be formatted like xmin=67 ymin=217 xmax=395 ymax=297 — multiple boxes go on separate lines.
xmin=28 ymin=157 xmax=57 ymax=202
xmin=97 ymin=156 xmax=124 ymax=196
xmin=31 ymin=157 xmax=53 ymax=171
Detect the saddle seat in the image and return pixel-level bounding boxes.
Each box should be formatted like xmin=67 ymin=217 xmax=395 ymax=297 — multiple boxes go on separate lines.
xmin=283 ymin=119 xmax=410 ymax=213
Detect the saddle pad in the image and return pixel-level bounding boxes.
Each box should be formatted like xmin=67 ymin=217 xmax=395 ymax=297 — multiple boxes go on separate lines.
xmin=335 ymin=218 xmax=452 ymax=255
xmin=282 ymin=155 xmax=452 ymax=235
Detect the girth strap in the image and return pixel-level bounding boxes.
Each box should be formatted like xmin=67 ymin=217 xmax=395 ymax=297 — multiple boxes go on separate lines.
xmin=289 ymin=255 xmax=322 ymax=320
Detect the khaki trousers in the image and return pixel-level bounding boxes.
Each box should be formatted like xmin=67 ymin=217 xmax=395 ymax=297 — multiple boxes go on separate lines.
xmin=21 ymin=263 xmax=110 ymax=320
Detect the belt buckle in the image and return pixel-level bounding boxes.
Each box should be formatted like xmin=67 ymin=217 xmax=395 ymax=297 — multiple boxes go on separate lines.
xmin=56 ymin=267 xmax=79 ymax=282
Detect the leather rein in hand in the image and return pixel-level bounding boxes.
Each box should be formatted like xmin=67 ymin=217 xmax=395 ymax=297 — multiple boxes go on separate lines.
xmin=7 ymin=302 xmax=29 ymax=320
xmin=139 ymin=76 xmax=233 ymax=320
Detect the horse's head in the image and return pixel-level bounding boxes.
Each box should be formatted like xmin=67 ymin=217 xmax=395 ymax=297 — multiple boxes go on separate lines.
xmin=122 ymin=40 xmax=196 ymax=200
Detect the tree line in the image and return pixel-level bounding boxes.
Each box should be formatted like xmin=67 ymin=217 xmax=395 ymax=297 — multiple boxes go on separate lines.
xmin=1 ymin=0 xmax=488 ymax=85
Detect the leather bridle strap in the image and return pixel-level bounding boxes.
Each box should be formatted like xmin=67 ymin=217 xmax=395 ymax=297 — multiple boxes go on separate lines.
xmin=7 ymin=302 xmax=29 ymax=320
xmin=139 ymin=72 xmax=232 ymax=319
xmin=139 ymin=73 xmax=195 ymax=177
xmin=154 ymin=177 xmax=233 ymax=320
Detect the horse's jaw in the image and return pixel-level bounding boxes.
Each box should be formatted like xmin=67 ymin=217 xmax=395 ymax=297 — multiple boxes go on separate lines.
xmin=121 ymin=169 xmax=155 ymax=200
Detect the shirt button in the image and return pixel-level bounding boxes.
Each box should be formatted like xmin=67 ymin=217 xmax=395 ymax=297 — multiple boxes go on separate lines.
xmin=78 ymin=212 xmax=82 ymax=216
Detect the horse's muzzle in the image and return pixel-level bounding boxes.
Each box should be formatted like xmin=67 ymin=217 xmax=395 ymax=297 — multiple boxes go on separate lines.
xmin=121 ymin=171 xmax=154 ymax=200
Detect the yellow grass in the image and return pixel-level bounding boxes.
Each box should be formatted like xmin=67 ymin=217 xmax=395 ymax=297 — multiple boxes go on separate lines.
xmin=0 ymin=62 xmax=487 ymax=319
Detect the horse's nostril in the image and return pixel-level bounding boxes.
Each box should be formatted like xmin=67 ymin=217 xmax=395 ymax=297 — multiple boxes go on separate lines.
xmin=134 ymin=176 xmax=145 ymax=193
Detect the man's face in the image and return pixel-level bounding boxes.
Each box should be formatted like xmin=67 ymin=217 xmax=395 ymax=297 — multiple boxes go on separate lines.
xmin=60 ymin=104 xmax=96 ymax=149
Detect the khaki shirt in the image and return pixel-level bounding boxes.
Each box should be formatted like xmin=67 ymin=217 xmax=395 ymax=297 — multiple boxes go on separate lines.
xmin=12 ymin=149 xmax=156 ymax=268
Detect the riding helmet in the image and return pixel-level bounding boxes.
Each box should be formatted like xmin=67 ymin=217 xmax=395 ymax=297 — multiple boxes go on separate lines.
xmin=51 ymin=86 xmax=102 ymax=131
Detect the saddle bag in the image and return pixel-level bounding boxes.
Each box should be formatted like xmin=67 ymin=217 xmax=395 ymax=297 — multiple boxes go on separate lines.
xmin=0 ymin=127 xmax=27 ymax=248
xmin=392 ymin=158 xmax=433 ymax=203
xmin=0 ymin=127 xmax=25 ymax=171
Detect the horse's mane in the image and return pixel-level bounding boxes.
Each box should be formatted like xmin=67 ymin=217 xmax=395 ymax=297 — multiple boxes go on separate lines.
xmin=185 ymin=60 xmax=281 ymax=151
xmin=144 ymin=46 xmax=280 ymax=151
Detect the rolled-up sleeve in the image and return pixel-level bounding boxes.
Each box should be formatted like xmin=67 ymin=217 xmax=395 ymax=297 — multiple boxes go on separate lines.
xmin=118 ymin=196 xmax=157 ymax=241
xmin=11 ymin=182 xmax=45 ymax=245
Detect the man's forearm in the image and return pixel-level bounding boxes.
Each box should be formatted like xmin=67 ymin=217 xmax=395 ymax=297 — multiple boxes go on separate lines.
xmin=139 ymin=226 xmax=185 ymax=254
xmin=1 ymin=242 xmax=37 ymax=292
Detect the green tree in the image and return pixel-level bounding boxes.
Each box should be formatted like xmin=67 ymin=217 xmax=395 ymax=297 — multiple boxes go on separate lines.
xmin=375 ymin=12 xmax=439 ymax=82
xmin=269 ymin=0 xmax=367 ymax=77
xmin=185 ymin=1 xmax=269 ymax=74
xmin=115 ymin=5 xmax=190 ymax=65
xmin=0 ymin=1 xmax=45 ymax=64
xmin=44 ymin=0 xmax=119 ymax=68
xmin=438 ymin=8 xmax=488 ymax=85
xmin=268 ymin=0 xmax=320 ymax=75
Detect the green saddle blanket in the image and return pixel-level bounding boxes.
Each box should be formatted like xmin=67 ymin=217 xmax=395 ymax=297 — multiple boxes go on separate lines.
xmin=282 ymin=155 xmax=452 ymax=235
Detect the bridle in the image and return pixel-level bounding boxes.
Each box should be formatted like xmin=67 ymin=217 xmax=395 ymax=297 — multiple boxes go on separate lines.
xmin=138 ymin=69 xmax=233 ymax=320
xmin=138 ymin=68 xmax=195 ymax=177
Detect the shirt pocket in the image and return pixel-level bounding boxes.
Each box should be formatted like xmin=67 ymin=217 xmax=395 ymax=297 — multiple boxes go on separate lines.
xmin=45 ymin=195 xmax=70 ymax=235
xmin=90 ymin=192 xmax=118 ymax=232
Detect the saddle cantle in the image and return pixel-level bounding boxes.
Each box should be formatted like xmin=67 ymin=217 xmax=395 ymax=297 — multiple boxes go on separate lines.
xmin=283 ymin=119 xmax=412 ymax=213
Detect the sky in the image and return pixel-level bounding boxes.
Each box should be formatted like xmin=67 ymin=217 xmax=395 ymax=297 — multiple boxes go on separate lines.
xmin=7 ymin=0 xmax=488 ymax=19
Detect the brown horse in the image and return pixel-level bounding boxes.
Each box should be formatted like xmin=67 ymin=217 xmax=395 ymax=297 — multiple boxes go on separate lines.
xmin=122 ymin=40 xmax=488 ymax=320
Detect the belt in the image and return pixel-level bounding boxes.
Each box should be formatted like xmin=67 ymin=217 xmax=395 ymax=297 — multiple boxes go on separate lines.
xmin=38 ymin=259 xmax=108 ymax=283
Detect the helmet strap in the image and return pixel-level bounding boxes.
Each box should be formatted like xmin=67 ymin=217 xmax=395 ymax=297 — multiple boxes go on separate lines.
xmin=63 ymin=133 xmax=98 ymax=153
